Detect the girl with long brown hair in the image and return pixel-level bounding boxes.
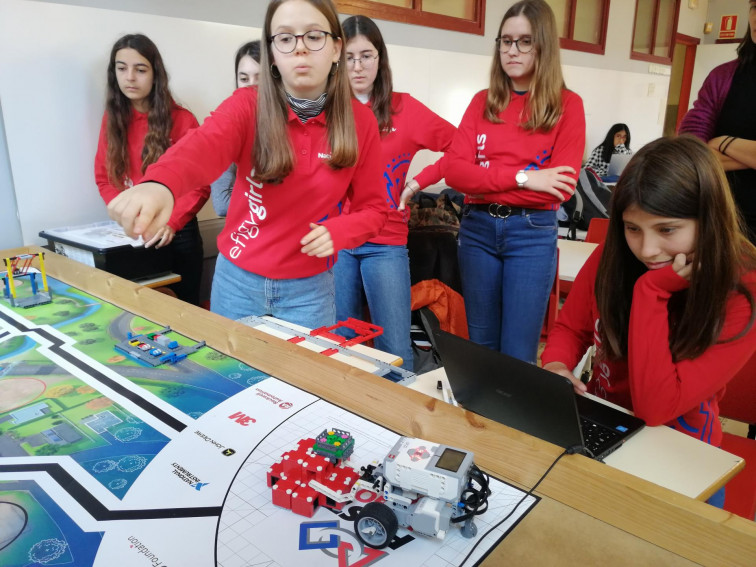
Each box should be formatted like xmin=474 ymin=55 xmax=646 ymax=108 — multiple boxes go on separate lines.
xmin=543 ymin=136 xmax=756 ymax=468
xmin=94 ymin=33 xmax=208 ymax=305
xmin=443 ymin=0 xmax=585 ymax=363
xmin=106 ymin=0 xmax=386 ymax=329
xmin=333 ymin=15 xmax=456 ymax=371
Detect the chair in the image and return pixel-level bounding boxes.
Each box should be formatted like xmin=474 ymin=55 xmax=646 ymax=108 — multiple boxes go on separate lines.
xmin=541 ymin=248 xmax=560 ymax=339
xmin=559 ymin=218 xmax=609 ymax=300
xmin=585 ymin=217 xmax=610 ymax=245
xmin=719 ymin=354 xmax=756 ymax=519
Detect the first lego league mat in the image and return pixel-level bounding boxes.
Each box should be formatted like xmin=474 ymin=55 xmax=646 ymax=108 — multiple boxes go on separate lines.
xmin=0 ymin=276 xmax=537 ymax=566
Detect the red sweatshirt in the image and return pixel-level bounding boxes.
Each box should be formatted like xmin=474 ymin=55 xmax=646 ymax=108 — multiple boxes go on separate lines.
xmin=542 ymin=246 xmax=756 ymax=447
xmin=141 ymin=87 xmax=387 ymax=279
xmin=443 ymin=89 xmax=585 ymax=209
xmin=94 ymin=105 xmax=209 ymax=231
xmin=344 ymin=92 xmax=456 ymax=245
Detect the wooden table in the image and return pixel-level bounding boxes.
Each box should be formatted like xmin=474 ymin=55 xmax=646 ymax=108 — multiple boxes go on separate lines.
xmin=5 ymin=246 xmax=755 ymax=567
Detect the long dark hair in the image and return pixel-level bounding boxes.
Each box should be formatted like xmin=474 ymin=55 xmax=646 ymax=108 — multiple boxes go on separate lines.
xmin=486 ymin=0 xmax=565 ymax=130
xmin=597 ymin=123 xmax=631 ymax=164
xmin=254 ymin=0 xmax=356 ymax=183
xmin=595 ymin=135 xmax=756 ymax=362
xmin=235 ymin=40 xmax=261 ymax=81
xmin=737 ymin=6 xmax=756 ymax=67
xmin=342 ymin=15 xmax=394 ymax=135
xmin=105 ymin=33 xmax=173 ymax=189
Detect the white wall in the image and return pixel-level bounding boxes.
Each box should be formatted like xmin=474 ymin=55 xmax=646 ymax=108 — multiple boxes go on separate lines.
xmin=1 ymin=0 xmax=685 ymax=247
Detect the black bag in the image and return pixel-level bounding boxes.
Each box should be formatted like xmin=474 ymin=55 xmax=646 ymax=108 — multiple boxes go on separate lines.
xmin=561 ymin=168 xmax=612 ymax=240
xmin=410 ymin=307 xmax=443 ymax=374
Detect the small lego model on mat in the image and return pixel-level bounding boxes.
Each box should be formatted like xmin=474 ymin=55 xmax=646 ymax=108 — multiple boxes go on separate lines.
xmin=1 ymin=253 xmax=53 ymax=308
xmin=114 ymin=326 xmax=205 ymax=367
xmin=268 ymin=431 xmax=491 ymax=549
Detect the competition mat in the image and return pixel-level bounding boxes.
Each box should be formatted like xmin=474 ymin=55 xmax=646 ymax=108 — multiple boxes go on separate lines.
xmin=0 ymin=276 xmax=537 ymax=566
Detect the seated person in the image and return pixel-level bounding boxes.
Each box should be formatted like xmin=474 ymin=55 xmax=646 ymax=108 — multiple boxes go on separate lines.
xmin=584 ymin=123 xmax=632 ymax=178
xmin=542 ymin=135 xmax=756 ymax=507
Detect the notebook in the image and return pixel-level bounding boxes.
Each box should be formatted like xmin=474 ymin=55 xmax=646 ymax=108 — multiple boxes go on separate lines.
xmin=607 ymin=152 xmax=632 ymax=178
xmin=432 ymin=330 xmax=645 ymax=460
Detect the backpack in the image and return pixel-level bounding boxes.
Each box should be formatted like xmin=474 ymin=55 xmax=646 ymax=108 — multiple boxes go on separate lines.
xmin=408 ymin=192 xmax=461 ymax=234
xmin=560 ymin=167 xmax=612 ymax=240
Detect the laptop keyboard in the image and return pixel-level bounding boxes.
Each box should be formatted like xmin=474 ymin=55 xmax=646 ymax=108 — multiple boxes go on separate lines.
xmin=580 ymin=417 xmax=621 ymax=458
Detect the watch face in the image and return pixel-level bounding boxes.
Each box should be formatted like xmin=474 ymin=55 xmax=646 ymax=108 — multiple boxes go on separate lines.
xmin=516 ymin=171 xmax=528 ymax=183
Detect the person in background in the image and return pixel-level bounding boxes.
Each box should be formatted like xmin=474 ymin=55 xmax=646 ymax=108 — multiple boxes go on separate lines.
xmin=442 ymin=0 xmax=585 ymax=363
xmin=334 ymin=15 xmax=456 ymax=370
xmin=211 ymin=40 xmax=261 ymax=217
xmin=542 ymin=136 xmax=756 ymax=507
xmin=584 ymin=123 xmax=632 ymax=178
xmin=94 ymin=33 xmax=208 ymax=305
xmin=105 ymin=0 xmax=387 ymax=330
xmin=679 ymin=0 xmax=756 ymax=244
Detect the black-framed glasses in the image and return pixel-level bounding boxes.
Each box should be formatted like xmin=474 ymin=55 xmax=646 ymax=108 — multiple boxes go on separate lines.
xmin=496 ymin=36 xmax=535 ymax=54
xmin=269 ymin=30 xmax=337 ymax=54
xmin=346 ymin=54 xmax=379 ymax=68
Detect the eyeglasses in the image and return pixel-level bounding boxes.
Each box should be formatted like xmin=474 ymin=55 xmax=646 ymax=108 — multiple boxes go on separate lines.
xmin=496 ymin=36 xmax=535 ymax=54
xmin=269 ymin=30 xmax=337 ymax=54
xmin=346 ymin=54 xmax=379 ymax=68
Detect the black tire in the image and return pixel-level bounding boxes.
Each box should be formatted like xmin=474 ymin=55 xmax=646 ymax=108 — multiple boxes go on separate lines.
xmin=354 ymin=502 xmax=399 ymax=549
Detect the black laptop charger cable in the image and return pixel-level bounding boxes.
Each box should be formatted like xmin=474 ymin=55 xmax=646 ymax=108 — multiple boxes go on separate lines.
xmin=458 ymin=445 xmax=582 ymax=566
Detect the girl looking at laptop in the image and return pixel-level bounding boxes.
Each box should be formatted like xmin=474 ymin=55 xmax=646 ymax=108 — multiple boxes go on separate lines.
xmin=106 ymin=0 xmax=387 ymax=329
xmin=333 ymin=15 xmax=456 ymax=370
xmin=94 ymin=34 xmax=208 ymax=305
xmin=584 ymin=123 xmax=632 ymax=178
xmin=542 ymin=136 xmax=756 ymax=460
xmin=442 ymin=0 xmax=585 ymax=364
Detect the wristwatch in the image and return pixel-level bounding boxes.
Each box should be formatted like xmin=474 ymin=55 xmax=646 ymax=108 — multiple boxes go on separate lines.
xmin=515 ymin=170 xmax=528 ymax=188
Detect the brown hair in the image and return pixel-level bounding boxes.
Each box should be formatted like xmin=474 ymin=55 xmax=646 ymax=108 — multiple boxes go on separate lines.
xmin=595 ymin=135 xmax=756 ymax=361
xmin=254 ymin=0 xmax=356 ymax=183
xmin=105 ymin=34 xmax=173 ymax=189
xmin=342 ymin=15 xmax=394 ymax=136
xmin=486 ymin=0 xmax=565 ymax=131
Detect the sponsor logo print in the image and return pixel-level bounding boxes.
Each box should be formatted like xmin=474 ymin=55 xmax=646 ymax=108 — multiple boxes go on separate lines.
xmin=194 ymin=429 xmax=227 ymax=450
xmin=127 ymin=535 xmax=166 ymax=566
xmin=318 ymin=152 xmax=332 ymax=159
xmin=222 ymin=448 xmax=236 ymax=457
xmin=228 ymin=411 xmax=256 ymax=426
xmin=171 ymin=462 xmax=208 ymax=491
xmin=254 ymin=388 xmax=289 ymax=407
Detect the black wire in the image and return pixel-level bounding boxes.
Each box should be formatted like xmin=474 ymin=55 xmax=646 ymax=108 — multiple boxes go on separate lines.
xmin=451 ymin=464 xmax=492 ymax=523
xmin=458 ymin=445 xmax=582 ymax=566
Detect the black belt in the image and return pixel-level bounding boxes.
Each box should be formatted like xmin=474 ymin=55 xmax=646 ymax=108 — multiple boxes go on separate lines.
xmin=465 ymin=203 xmax=547 ymax=219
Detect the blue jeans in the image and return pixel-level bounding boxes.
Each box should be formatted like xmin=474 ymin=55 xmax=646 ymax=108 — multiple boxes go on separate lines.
xmin=334 ymin=243 xmax=413 ymax=370
xmin=211 ymin=253 xmax=335 ymax=329
xmin=458 ymin=207 xmax=557 ymax=363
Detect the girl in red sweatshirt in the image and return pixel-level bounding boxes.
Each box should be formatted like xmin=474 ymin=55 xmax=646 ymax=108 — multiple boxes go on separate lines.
xmin=333 ymin=15 xmax=456 ymax=370
xmin=542 ymin=136 xmax=756 ymax=508
xmin=95 ymin=33 xmax=209 ymax=305
xmin=442 ymin=0 xmax=585 ymax=363
xmin=105 ymin=0 xmax=387 ymax=329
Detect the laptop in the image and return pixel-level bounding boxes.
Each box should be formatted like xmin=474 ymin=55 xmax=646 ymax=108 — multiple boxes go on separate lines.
xmin=606 ymin=152 xmax=632 ymax=178
xmin=432 ymin=330 xmax=645 ymax=460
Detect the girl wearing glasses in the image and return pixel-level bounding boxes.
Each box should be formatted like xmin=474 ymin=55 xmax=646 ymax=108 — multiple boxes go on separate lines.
xmin=443 ymin=0 xmax=585 ymax=363
xmin=106 ymin=0 xmax=386 ymax=329
xmin=211 ymin=40 xmax=261 ymax=218
xmin=94 ymin=33 xmax=208 ymax=305
xmin=334 ymin=15 xmax=456 ymax=370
